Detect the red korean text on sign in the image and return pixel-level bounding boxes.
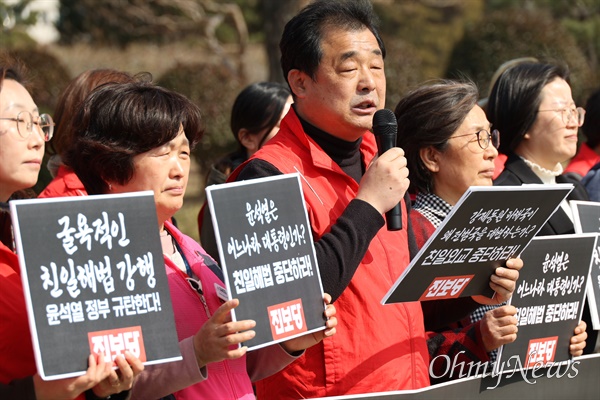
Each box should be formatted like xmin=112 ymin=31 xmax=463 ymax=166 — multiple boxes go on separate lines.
xmin=525 ymin=336 xmax=558 ymax=368
xmin=267 ymin=298 xmax=307 ymax=341
xmin=419 ymin=275 xmax=474 ymax=301
xmin=88 ymin=326 xmax=147 ymax=364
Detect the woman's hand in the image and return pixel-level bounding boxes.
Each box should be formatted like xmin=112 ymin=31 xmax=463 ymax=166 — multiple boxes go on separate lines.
xmin=33 ymin=354 xmax=111 ymax=400
xmin=480 ymin=305 xmax=518 ymax=352
xmin=473 ymin=257 xmax=523 ymax=305
xmin=192 ymin=299 xmax=257 ymax=369
xmin=91 ymin=351 xmax=144 ymax=398
xmin=569 ymin=320 xmax=588 ymax=357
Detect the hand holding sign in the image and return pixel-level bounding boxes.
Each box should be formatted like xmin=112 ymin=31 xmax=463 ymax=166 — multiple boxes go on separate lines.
xmin=480 ymin=305 xmax=518 ymax=352
xmin=91 ymin=351 xmax=144 ymax=398
xmin=472 ymin=257 xmax=523 ymax=306
xmin=569 ymin=320 xmax=588 ymax=357
xmin=193 ymin=299 xmax=257 ymax=368
xmin=32 ymin=354 xmax=112 ymax=400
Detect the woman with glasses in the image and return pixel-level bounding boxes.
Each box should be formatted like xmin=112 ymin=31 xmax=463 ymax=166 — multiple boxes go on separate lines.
xmin=0 ymin=56 xmax=143 ymax=399
xmin=65 ymin=80 xmax=337 ymax=400
xmin=394 ymin=80 xmax=587 ymax=382
xmin=489 ymin=61 xmax=588 ymax=222
xmin=488 ymin=61 xmax=596 ymax=354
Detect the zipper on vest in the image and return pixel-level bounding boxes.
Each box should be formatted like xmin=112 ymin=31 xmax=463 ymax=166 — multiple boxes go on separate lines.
xmin=187 ymin=277 xmax=212 ymax=317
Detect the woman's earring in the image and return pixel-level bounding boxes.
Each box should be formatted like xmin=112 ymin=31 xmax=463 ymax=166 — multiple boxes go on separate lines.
xmin=108 ymin=183 xmax=112 ymax=192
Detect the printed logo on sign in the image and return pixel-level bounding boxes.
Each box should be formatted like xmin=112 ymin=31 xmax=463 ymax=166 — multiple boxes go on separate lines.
xmin=419 ymin=275 xmax=474 ymax=301
xmin=88 ymin=326 xmax=146 ymax=364
xmin=267 ymin=298 xmax=307 ymax=341
xmin=526 ymin=336 xmax=558 ymax=368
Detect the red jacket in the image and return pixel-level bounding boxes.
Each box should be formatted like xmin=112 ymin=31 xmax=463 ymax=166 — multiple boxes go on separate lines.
xmin=232 ymin=109 xmax=430 ymax=397
xmin=565 ymin=142 xmax=600 ymax=179
xmin=411 ymin=208 xmax=490 ymax=382
xmin=0 ymin=237 xmax=89 ymax=400
xmin=0 ymin=242 xmax=36 ymax=384
xmin=38 ymin=165 xmax=87 ymax=199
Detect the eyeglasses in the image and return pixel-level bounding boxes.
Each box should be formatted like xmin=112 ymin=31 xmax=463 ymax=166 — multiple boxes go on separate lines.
xmin=448 ymin=129 xmax=500 ymax=150
xmin=0 ymin=111 xmax=54 ymax=141
xmin=538 ymin=107 xmax=585 ymax=127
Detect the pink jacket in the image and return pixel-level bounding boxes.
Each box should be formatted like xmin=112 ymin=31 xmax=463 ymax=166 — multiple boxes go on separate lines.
xmin=131 ymin=221 xmax=297 ymax=399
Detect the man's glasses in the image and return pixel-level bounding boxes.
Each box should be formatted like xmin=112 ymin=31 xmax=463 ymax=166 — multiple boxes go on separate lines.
xmin=0 ymin=111 xmax=54 ymax=141
xmin=448 ymin=129 xmax=500 ymax=150
xmin=538 ymin=107 xmax=585 ymax=127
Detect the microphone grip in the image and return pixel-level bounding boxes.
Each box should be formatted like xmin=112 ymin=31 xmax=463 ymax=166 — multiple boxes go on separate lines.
xmin=375 ymin=134 xmax=403 ymax=231
xmin=373 ymin=108 xmax=403 ymax=231
xmin=386 ymin=204 xmax=402 ymax=231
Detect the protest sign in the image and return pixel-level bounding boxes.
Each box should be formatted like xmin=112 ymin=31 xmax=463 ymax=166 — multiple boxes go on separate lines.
xmin=383 ymin=185 xmax=573 ymax=304
xmin=496 ymin=234 xmax=596 ymax=373
xmin=206 ymin=173 xmax=326 ymax=350
xmin=570 ymin=200 xmax=600 ymax=329
xmin=10 ymin=192 xmax=181 ymax=379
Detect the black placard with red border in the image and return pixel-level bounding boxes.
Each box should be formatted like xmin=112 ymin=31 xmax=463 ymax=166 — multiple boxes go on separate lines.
xmin=496 ymin=234 xmax=596 ymax=373
xmin=10 ymin=192 xmax=181 ymax=379
xmin=206 ymin=173 xmax=326 ymax=350
xmin=383 ymin=185 xmax=573 ymax=304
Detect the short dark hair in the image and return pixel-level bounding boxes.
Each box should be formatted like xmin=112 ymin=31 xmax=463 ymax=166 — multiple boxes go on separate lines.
xmin=67 ymin=81 xmax=204 ymax=195
xmin=395 ymin=80 xmax=479 ymax=194
xmin=230 ymin=81 xmax=291 ymax=146
xmin=582 ymin=89 xmax=600 ymax=148
xmin=486 ymin=62 xmax=570 ymax=155
xmin=280 ymin=0 xmax=385 ymax=88
xmin=50 ymin=69 xmax=143 ymax=157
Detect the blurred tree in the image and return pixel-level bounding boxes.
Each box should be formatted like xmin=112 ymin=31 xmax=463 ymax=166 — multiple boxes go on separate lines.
xmin=0 ymin=0 xmax=38 ymax=48
xmin=447 ymin=8 xmax=593 ymax=104
xmin=375 ymin=0 xmax=484 ymax=83
xmin=381 ymin=36 xmax=424 ymax=108
xmin=57 ymin=0 xmax=248 ymax=78
xmin=157 ymin=62 xmax=243 ymax=173
xmin=482 ymin=0 xmax=600 ymax=95
xmin=558 ymin=0 xmax=600 ymax=89
xmin=260 ymin=0 xmax=301 ymax=83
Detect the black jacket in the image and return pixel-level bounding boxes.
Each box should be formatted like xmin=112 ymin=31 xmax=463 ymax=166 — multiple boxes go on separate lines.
xmin=494 ymin=152 xmax=589 ymax=235
xmin=494 ymin=152 xmax=596 ymax=354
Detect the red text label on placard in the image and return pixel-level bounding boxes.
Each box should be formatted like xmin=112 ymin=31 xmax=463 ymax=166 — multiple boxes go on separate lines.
xmin=267 ymin=298 xmax=307 ymax=340
xmin=88 ymin=326 xmax=146 ymax=364
xmin=526 ymin=336 xmax=559 ymax=368
xmin=419 ymin=275 xmax=474 ymax=301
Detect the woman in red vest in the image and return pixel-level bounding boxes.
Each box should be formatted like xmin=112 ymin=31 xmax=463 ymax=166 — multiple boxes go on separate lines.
xmin=0 ymin=56 xmax=142 ymax=399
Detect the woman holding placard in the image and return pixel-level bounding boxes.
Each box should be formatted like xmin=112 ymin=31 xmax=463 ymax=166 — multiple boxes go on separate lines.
xmin=394 ymin=80 xmax=588 ymax=382
xmin=66 ymin=80 xmax=337 ymax=400
xmin=0 ymin=55 xmax=143 ymax=399
xmin=488 ymin=61 xmax=597 ymax=354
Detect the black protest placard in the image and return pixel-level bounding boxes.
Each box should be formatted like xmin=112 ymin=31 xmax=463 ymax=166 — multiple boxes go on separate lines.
xmin=383 ymin=185 xmax=573 ymax=304
xmin=10 ymin=192 xmax=181 ymax=379
xmin=570 ymin=200 xmax=600 ymax=329
xmin=206 ymin=173 xmax=325 ymax=350
xmin=496 ymin=234 xmax=596 ymax=373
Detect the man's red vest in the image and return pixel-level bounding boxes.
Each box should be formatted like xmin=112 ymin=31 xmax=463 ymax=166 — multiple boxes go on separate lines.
xmin=231 ymin=109 xmax=430 ymax=398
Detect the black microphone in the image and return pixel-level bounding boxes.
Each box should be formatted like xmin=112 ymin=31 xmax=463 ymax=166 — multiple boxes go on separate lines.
xmin=372 ymin=108 xmax=402 ymax=231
